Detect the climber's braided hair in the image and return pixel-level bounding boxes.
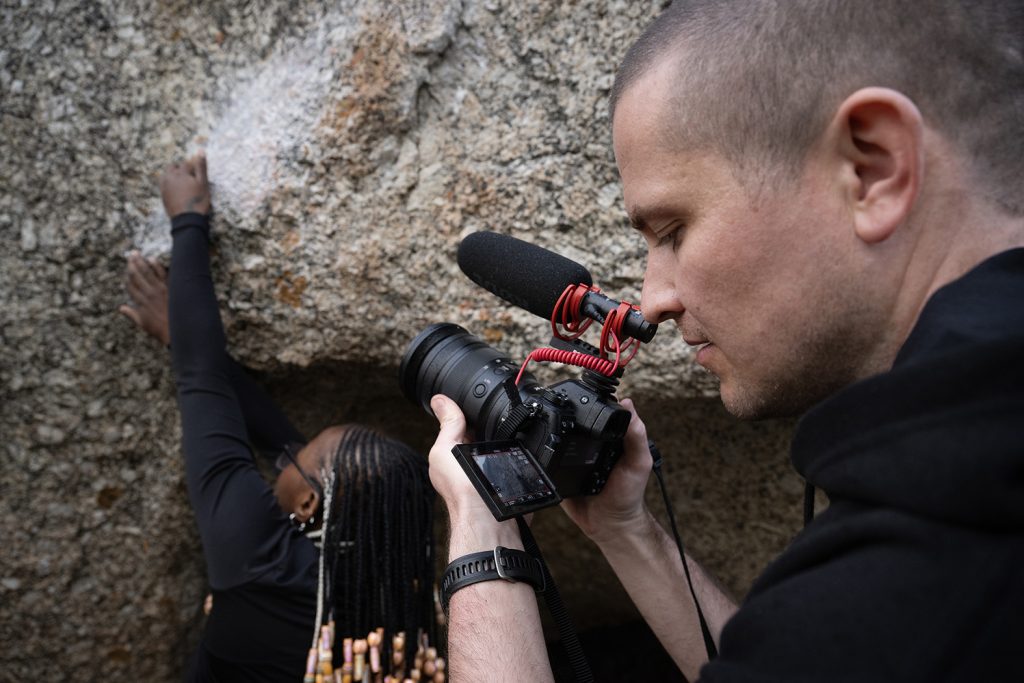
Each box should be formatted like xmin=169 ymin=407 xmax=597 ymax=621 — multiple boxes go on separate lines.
xmin=314 ymin=424 xmax=436 ymax=661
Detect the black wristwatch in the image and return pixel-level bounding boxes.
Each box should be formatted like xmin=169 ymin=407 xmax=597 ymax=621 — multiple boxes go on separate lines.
xmin=440 ymin=546 xmax=545 ymax=613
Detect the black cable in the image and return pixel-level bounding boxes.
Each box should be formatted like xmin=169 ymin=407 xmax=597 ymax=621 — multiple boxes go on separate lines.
xmin=515 ymin=516 xmax=595 ymax=683
xmin=648 ymin=439 xmax=719 ymax=662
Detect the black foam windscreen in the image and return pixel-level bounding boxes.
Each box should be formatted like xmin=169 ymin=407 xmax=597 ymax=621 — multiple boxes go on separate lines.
xmin=457 ymin=231 xmax=593 ymax=319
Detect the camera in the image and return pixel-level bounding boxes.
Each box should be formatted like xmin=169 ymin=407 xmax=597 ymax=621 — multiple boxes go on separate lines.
xmin=399 ymin=323 xmax=633 ymax=520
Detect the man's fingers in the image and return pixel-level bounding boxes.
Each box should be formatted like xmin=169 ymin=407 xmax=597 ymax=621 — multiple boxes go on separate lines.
xmin=619 ymin=398 xmax=654 ymax=468
xmin=431 ymin=394 xmax=468 ymax=444
xmin=621 ymin=398 xmax=648 ymax=441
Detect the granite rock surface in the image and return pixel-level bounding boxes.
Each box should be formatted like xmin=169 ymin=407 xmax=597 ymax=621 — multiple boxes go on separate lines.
xmin=0 ymin=1 xmax=801 ymax=680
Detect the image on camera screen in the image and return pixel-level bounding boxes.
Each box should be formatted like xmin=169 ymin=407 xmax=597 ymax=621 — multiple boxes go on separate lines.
xmin=473 ymin=444 xmax=553 ymax=504
xmin=452 ymin=440 xmax=561 ymax=519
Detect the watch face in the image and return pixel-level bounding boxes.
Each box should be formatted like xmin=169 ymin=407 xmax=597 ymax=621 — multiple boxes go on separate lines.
xmin=452 ymin=440 xmax=561 ymax=520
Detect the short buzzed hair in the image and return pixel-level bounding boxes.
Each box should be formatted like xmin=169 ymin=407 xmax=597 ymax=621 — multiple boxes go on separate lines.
xmin=611 ymin=0 xmax=1024 ymax=214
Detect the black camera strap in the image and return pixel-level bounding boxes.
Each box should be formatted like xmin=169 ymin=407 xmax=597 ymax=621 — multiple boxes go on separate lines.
xmin=515 ymin=516 xmax=595 ymax=683
xmin=496 ymin=377 xmax=537 ymax=442
xmin=649 ymin=439 xmax=719 ymax=662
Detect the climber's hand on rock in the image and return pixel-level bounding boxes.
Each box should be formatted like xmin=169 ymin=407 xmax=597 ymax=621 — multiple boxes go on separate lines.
xmin=160 ymin=152 xmax=211 ymax=217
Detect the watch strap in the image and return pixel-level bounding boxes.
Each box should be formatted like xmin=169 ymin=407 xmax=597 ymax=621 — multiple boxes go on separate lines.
xmin=440 ymin=546 xmax=545 ymax=613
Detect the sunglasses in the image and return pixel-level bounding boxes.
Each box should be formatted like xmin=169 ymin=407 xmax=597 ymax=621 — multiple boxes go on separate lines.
xmin=275 ymin=442 xmax=323 ymax=497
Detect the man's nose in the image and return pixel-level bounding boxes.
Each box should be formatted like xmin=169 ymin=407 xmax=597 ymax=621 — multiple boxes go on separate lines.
xmin=640 ymin=251 xmax=683 ymax=324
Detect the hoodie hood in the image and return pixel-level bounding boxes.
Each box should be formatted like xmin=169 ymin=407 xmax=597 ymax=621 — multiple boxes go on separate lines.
xmin=792 ymin=248 xmax=1024 ymax=530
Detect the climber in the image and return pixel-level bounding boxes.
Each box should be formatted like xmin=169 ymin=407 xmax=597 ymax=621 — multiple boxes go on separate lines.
xmin=120 ymin=152 xmax=442 ymax=683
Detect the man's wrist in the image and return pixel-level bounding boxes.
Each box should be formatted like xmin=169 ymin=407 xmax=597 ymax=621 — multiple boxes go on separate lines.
xmin=587 ymin=506 xmax=657 ymax=550
xmin=446 ymin=504 xmax=524 ymax=560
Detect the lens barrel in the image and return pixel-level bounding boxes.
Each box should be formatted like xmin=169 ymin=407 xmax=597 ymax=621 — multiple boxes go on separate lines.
xmin=399 ymin=323 xmax=534 ymax=437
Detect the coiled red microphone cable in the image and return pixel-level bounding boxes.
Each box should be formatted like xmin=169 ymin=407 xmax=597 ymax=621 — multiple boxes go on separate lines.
xmin=515 ymin=284 xmax=643 ymax=385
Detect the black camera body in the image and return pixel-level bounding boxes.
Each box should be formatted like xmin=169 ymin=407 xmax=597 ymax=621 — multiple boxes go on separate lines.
xmin=400 ymin=323 xmax=631 ymax=519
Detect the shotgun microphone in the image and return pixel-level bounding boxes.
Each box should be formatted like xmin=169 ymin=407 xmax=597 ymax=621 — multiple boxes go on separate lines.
xmin=456 ymin=231 xmax=657 ymax=343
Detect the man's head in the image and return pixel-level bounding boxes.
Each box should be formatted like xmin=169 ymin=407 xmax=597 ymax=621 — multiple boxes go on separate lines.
xmin=613 ymin=0 xmax=1024 ymax=418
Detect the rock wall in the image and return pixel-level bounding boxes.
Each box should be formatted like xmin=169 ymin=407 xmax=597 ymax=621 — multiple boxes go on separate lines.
xmin=0 ymin=1 xmax=803 ymax=680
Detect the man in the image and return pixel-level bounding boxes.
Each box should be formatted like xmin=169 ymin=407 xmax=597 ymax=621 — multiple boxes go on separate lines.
xmin=427 ymin=1 xmax=1024 ymax=680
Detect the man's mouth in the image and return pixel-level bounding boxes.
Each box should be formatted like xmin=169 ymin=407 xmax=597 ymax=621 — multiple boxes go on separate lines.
xmin=682 ymin=334 xmax=713 ymax=365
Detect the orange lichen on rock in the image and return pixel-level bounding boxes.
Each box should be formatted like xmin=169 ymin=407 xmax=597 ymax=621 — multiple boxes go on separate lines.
xmin=275 ymin=271 xmax=309 ymax=308
xmin=318 ymin=11 xmax=411 ymax=150
xmin=280 ymin=229 xmax=301 ymax=252
xmin=482 ymin=328 xmax=505 ymax=344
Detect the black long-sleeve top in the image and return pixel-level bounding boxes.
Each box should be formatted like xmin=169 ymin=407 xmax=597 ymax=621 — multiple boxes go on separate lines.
xmin=168 ymin=213 xmax=317 ymax=682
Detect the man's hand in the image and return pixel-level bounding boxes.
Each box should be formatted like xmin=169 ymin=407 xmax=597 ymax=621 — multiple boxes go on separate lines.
xmin=160 ymin=152 xmax=211 ymax=217
xmin=561 ymin=398 xmax=654 ymax=544
xmin=427 ymin=395 xmax=503 ymax=525
xmin=563 ymin=400 xmax=735 ymax=678
xmin=427 ymin=394 xmax=553 ymax=683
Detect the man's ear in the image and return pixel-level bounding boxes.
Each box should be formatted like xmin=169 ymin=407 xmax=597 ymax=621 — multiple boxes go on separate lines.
xmin=828 ymin=87 xmax=924 ymax=244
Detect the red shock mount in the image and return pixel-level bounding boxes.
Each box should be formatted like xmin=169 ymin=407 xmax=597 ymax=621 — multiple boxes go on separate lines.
xmin=514 ymin=283 xmax=643 ymax=385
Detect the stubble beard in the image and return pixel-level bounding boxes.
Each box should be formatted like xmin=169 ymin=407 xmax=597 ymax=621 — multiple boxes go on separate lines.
xmin=719 ymin=301 xmax=888 ymax=421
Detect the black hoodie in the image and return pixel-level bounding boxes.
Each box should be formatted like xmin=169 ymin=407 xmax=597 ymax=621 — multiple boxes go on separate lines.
xmin=700 ymin=249 xmax=1024 ymax=682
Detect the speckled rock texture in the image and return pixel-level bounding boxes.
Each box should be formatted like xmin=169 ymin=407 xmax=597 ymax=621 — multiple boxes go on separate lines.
xmin=0 ymin=1 xmax=803 ymax=680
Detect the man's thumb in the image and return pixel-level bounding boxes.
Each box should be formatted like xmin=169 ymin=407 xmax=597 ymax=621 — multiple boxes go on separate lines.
xmin=431 ymin=394 xmax=465 ymax=432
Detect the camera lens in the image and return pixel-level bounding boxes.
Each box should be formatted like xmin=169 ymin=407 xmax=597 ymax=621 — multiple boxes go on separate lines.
xmin=399 ymin=323 xmax=535 ymax=437
xmin=399 ymin=323 xmax=465 ymax=409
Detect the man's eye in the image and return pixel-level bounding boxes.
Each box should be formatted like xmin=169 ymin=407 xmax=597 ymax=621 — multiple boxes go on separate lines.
xmin=657 ymin=225 xmax=685 ymax=249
